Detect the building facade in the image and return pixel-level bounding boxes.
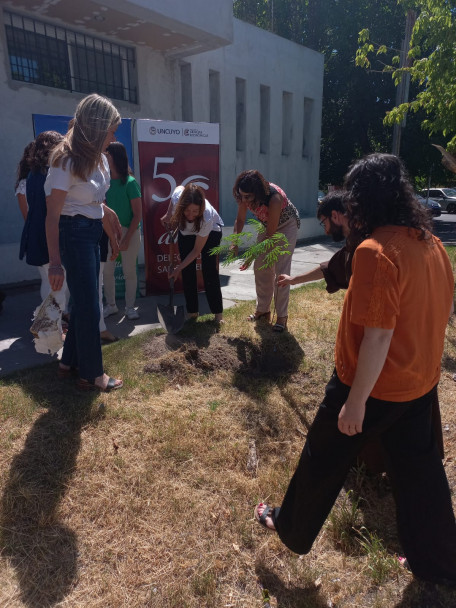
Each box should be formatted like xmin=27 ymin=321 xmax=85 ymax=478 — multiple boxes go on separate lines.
xmin=0 ymin=0 xmax=323 ymax=286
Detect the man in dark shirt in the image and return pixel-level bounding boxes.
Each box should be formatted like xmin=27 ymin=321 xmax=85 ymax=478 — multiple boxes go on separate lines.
xmin=278 ymin=191 xmax=351 ymax=292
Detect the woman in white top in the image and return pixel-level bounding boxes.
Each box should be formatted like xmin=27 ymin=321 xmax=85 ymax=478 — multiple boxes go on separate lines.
xmin=45 ymin=94 xmax=123 ymax=391
xmin=162 ymin=183 xmax=224 ymax=323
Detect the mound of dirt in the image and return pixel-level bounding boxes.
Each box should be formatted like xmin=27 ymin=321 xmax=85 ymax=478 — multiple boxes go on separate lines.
xmin=143 ymin=333 xmax=303 ymax=382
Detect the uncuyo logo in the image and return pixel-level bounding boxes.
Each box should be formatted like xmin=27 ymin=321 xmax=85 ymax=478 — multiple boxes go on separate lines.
xmin=149 ymin=126 xmax=156 ymax=135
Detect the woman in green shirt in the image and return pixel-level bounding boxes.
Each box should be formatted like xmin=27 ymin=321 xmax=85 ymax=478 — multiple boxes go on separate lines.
xmin=103 ymin=142 xmax=142 ymax=320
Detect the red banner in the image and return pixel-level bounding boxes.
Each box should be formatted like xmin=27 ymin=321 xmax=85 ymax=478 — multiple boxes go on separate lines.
xmin=137 ymin=120 xmax=220 ymax=295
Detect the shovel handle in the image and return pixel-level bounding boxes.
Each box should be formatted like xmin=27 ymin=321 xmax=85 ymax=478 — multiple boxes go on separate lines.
xmin=168 ymin=228 xmax=178 ymax=265
xmin=169 ymin=231 xmax=175 ymax=263
xmin=166 ymin=229 xmax=179 ymax=307
xmin=169 ymin=277 xmax=174 ymax=307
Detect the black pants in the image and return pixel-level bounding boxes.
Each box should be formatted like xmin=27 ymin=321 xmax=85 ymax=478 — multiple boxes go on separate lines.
xmin=178 ymin=230 xmax=223 ymax=315
xmin=276 ymin=371 xmax=456 ymax=585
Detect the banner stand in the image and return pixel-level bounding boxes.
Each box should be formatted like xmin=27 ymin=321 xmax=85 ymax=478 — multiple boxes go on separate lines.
xmin=137 ymin=119 xmax=220 ymax=295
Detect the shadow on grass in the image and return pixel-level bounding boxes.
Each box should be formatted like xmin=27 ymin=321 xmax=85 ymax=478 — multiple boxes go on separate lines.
xmin=174 ymin=315 xmax=225 ymax=348
xmin=341 ymin=465 xmax=401 ymax=556
xmin=255 ymin=563 xmax=328 ymax=608
xmin=278 ymin=383 xmax=313 ymax=432
xmin=441 ymin=348 xmax=456 ymax=375
xmin=0 ymin=363 xmax=104 ymax=607
xmin=231 ymin=321 xmax=304 ymax=400
xmin=394 ymin=579 xmax=456 ymax=607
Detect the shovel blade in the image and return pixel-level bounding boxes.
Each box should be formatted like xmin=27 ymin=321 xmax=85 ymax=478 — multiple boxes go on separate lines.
xmin=157 ymin=303 xmax=185 ymax=334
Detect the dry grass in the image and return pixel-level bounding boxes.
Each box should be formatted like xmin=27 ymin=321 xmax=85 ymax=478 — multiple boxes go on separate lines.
xmin=1 ymin=273 xmax=456 ymax=607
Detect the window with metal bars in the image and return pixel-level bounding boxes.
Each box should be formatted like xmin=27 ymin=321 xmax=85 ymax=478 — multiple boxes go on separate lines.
xmin=4 ymin=10 xmax=137 ymax=104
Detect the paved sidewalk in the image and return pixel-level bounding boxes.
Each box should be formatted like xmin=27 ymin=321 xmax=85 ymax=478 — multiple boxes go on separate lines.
xmin=0 ymin=239 xmax=341 ymax=377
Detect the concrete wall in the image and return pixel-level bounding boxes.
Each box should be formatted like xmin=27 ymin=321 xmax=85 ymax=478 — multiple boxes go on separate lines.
xmin=186 ymin=19 xmax=324 ymax=228
xmin=0 ymin=10 xmax=323 ymax=286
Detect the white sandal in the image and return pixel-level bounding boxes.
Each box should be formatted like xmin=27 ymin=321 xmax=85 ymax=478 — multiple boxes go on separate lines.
xmin=247 ymin=311 xmax=271 ymax=322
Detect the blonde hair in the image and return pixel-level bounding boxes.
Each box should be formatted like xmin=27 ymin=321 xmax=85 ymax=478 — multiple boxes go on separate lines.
xmin=50 ymin=94 xmax=121 ymax=180
xmin=170 ymin=183 xmax=206 ymax=233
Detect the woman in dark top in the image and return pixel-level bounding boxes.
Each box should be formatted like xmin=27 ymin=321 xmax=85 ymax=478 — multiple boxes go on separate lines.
xmin=19 ymin=131 xmax=68 ymax=304
xmin=15 ymin=140 xmax=34 ymax=221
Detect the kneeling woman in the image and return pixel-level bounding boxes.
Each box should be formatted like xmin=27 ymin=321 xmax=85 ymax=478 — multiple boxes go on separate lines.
xmin=162 ymin=183 xmax=224 ymax=323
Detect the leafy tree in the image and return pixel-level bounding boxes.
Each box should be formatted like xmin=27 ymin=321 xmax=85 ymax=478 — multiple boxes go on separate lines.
xmin=315 ymin=1 xmax=406 ymax=186
xmin=357 ymin=0 xmax=456 ymax=152
xmin=233 ymin=1 xmax=307 ymax=43
xmin=233 ymin=0 xmax=272 ymax=32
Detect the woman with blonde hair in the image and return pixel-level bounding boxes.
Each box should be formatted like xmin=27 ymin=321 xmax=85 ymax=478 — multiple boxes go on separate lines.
xmin=161 ymin=183 xmax=224 ymax=323
xmin=45 ymin=93 xmax=123 ymax=391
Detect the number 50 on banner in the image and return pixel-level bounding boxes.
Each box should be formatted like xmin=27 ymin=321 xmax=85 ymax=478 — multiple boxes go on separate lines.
xmin=151 ymin=157 xmax=210 ymax=202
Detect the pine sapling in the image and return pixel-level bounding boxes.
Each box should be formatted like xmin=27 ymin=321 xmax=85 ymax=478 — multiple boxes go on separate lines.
xmin=210 ymin=219 xmax=290 ymax=270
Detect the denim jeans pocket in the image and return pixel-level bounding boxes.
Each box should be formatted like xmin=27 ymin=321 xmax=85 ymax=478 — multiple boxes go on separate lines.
xmin=59 ymin=216 xmax=102 ymax=269
xmin=70 ymin=215 xmax=102 ymax=234
xmin=61 ymin=216 xmax=102 ymax=245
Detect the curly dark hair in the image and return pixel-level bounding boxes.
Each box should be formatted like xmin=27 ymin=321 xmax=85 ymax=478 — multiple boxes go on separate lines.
xmin=232 ymin=170 xmax=270 ymax=210
xmin=106 ymin=141 xmax=132 ymax=184
xmin=29 ymin=131 xmax=63 ymax=174
xmin=170 ymin=183 xmax=206 ymax=233
xmin=343 ymin=153 xmax=432 ymax=243
xmin=316 ymin=191 xmax=348 ymax=219
xmin=15 ymin=141 xmax=35 ymax=190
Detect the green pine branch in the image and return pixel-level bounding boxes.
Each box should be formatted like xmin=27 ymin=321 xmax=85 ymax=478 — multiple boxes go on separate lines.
xmin=209 ymin=219 xmax=291 ymax=270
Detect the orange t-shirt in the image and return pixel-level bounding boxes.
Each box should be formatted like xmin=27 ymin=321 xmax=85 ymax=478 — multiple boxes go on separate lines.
xmin=335 ymin=226 xmax=454 ymax=401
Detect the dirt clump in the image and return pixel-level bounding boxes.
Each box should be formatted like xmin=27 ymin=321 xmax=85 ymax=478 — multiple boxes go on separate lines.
xmin=143 ymin=333 xmax=303 ymax=381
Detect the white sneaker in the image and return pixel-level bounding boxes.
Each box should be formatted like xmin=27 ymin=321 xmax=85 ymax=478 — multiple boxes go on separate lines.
xmin=103 ymin=304 xmax=119 ymax=318
xmin=125 ymin=307 xmax=139 ymax=320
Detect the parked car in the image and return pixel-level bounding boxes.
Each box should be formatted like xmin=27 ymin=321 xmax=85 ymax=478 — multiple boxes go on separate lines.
xmin=416 ymin=195 xmax=441 ymax=217
xmin=419 ymin=187 xmax=456 ymax=213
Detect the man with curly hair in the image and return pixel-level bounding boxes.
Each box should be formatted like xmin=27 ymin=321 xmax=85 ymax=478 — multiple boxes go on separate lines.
xmin=278 ymin=191 xmax=351 ymax=293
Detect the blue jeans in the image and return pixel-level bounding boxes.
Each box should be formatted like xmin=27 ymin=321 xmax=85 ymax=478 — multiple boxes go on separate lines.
xmin=59 ymin=215 xmax=103 ymax=380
